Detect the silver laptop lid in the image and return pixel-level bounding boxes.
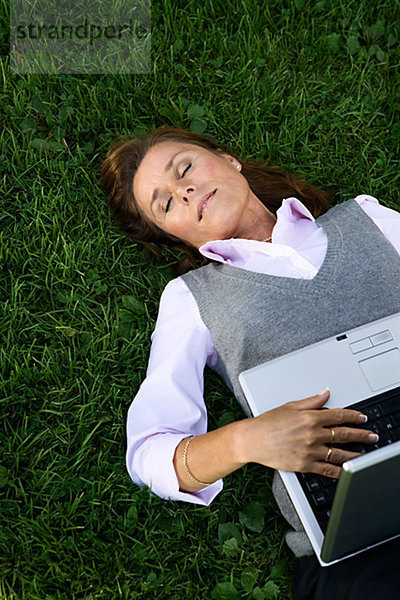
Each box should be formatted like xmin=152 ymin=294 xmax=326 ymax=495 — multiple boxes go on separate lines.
xmin=321 ymin=441 xmax=400 ymax=563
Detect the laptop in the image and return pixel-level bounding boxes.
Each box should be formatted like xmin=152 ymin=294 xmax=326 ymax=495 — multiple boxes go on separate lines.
xmin=239 ymin=312 xmax=400 ymax=566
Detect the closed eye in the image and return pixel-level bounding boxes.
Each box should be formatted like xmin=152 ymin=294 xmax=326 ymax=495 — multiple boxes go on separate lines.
xmin=181 ymin=163 xmax=191 ymax=177
xmin=165 ymin=164 xmax=191 ymax=213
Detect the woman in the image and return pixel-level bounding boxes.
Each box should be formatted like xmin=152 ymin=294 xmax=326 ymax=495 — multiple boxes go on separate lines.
xmin=101 ymin=126 xmax=400 ymax=599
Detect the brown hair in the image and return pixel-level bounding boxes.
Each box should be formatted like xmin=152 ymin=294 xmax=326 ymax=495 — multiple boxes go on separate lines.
xmin=101 ymin=126 xmax=332 ymax=271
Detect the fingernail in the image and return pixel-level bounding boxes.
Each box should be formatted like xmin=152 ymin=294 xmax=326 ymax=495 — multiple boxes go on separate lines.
xmin=368 ymin=433 xmax=379 ymax=443
xmin=318 ymin=387 xmax=330 ymax=395
xmin=358 ymin=414 xmax=368 ymax=423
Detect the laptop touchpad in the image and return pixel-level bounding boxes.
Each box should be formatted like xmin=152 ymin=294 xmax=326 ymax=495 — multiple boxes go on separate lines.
xmin=358 ymin=348 xmax=400 ymax=391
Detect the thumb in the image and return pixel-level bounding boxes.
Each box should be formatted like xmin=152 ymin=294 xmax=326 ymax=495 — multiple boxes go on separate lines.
xmin=291 ymin=387 xmax=330 ymax=411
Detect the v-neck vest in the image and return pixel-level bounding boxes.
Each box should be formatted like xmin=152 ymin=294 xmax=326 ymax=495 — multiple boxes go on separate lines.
xmin=182 ymin=200 xmax=400 ymax=415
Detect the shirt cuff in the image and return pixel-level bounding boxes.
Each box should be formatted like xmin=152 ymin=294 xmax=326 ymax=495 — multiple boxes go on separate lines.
xmin=127 ymin=432 xmax=224 ymax=506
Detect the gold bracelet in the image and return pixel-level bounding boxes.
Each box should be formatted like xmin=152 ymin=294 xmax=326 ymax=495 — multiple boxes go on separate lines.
xmin=182 ymin=436 xmax=214 ymax=487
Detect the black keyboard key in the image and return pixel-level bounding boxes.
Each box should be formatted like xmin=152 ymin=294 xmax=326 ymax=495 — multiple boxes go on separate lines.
xmin=380 ymin=416 xmax=393 ymax=431
xmin=306 ymin=478 xmax=321 ymax=493
xmin=324 ymin=485 xmax=336 ymax=502
xmin=342 ymin=442 xmax=366 ymax=454
xmin=319 ymin=513 xmax=330 ymax=532
xmin=312 ymin=490 xmax=328 ymax=507
xmin=378 ymin=396 xmax=400 ymax=416
xmin=366 ymin=442 xmax=380 ymax=453
xmin=379 ymin=431 xmax=394 ymax=445
xmin=392 ymin=427 xmax=400 ymax=441
xmin=369 ymin=422 xmax=380 ymax=434
xmin=364 ymin=406 xmax=382 ymax=420
xmin=389 ymin=413 xmax=400 ymax=427
xmin=321 ymin=476 xmax=336 ymax=488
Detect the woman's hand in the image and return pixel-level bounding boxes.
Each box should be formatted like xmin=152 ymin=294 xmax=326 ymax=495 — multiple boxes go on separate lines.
xmin=173 ymin=388 xmax=378 ymax=494
xmin=237 ymin=388 xmax=378 ymax=478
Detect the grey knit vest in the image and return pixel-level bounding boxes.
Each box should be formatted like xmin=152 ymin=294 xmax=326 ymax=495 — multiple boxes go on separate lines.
xmin=182 ymin=199 xmax=400 ymax=417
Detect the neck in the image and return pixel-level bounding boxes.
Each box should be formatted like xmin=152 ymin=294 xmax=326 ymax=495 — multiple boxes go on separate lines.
xmin=237 ymin=193 xmax=277 ymax=242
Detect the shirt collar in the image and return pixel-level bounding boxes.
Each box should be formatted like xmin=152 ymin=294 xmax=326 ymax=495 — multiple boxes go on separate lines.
xmin=199 ymin=197 xmax=316 ymax=262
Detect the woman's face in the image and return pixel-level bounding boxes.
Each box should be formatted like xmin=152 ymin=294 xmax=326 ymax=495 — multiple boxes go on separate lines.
xmin=133 ymin=141 xmax=270 ymax=248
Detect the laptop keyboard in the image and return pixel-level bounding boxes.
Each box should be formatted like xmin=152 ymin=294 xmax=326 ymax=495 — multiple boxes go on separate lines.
xmin=296 ymin=386 xmax=400 ymax=533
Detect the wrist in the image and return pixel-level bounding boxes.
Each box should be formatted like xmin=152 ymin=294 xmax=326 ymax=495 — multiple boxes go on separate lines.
xmin=230 ymin=418 xmax=254 ymax=467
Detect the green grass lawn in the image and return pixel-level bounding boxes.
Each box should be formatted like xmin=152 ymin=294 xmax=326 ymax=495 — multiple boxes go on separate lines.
xmin=1 ymin=0 xmax=400 ymax=598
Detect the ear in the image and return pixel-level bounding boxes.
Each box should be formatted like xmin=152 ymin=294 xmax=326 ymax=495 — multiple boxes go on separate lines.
xmin=216 ymin=148 xmax=241 ymax=171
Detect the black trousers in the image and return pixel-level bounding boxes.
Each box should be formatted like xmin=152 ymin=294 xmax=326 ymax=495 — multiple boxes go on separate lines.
xmin=292 ymin=537 xmax=400 ymax=600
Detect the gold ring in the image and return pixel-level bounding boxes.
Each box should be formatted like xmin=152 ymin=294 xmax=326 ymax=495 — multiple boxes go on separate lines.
xmin=325 ymin=447 xmax=333 ymax=462
xmin=330 ymin=427 xmax=335 ymax=444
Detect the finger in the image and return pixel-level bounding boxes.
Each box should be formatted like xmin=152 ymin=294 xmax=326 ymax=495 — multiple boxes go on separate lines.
xmin=318 ymin=407 xmax=368 ymax=426
xmin=309 ymin=461 xmax=342 ymax=479
xmin=319 ymin=446 xmax=362 ymax=465
xmin=289 ymin=387 xmax=330 ymax=410
xmin=311 ymin=445 xmax=365 ymax=478
xmin=325 ymin=426 xmax=379 ymax=445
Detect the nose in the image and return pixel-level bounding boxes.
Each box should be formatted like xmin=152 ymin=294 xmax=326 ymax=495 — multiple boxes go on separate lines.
xmin=177 ymin=185 xmax=195 ymax=204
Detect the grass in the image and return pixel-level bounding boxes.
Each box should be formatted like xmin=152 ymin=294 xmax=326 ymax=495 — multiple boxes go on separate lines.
xmin=1 ymin=0 xmax=400 ymax=598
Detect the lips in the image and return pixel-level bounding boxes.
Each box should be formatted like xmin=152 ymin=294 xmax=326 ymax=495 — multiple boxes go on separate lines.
xmin=198 ymin=189 xmax=217 ymax=221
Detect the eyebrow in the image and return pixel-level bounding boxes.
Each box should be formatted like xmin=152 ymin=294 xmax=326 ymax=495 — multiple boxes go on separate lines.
xmin=150 ymin=150 xmax=186 ymax=212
